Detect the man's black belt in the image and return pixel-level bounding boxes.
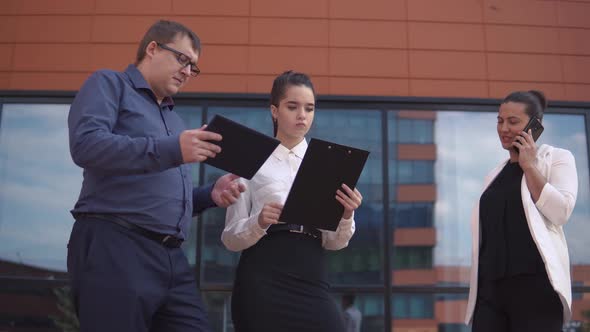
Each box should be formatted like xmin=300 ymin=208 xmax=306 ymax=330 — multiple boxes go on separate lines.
xmin=77 ymin=213 xmax=183 ymax=248
xmin=267 ymin=223 xmax=322 ymax=240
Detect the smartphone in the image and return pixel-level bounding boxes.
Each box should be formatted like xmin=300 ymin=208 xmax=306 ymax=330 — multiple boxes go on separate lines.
xmin=514 ymin=116 xmax=544 ymax=152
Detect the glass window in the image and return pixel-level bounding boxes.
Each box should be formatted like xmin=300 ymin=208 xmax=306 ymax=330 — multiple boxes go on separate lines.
xmin=0 ymin=104 xmax=81 ymax=278
xmin=397 ymin=161 xmax=434 ymax=184
xmin=439 ymin=323 xmax=471 ymax=332
xmin=0 ymin=284 xmax=73 ymax=331
xmin=175 ymin=106 xmax=203 ymax=266
xmin=392 ymin=203 xmax=434 ymax=228
xmin=397 ymin=118 xmax=434 ymax=144
xmin=199 ymin=107 xmax=271 ymax=285
xmin=202 ymin=291 xmax=233 ymax=332
xmin=309 ymin=110 xmax=384 ymax=285
xmin=393 ymin=246 xmax=433 ymax=269
xmin=392 ymin=293 xmax=434 ymax=319
xmin=334 ymin=293 xmax=385 ymax=332
xmin=566 ymin=294 xmax=590 ymax=331
xmin=1 ymin=96 xmax=589 ymax=332
xmin=175 ymin=106 xmax=203 ymax=183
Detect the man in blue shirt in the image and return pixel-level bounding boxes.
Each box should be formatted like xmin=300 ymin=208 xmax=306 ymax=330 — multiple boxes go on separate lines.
xmin=67 ymin=20 xmax=245 ymax=332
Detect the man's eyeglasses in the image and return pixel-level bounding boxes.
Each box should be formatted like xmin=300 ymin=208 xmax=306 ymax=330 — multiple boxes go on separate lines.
xmin=156 ymin=42 xmax=200 ymax=77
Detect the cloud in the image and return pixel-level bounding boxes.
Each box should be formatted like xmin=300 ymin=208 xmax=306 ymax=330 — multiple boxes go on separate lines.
xmin=0 ymin=105 xmax=79 ymax=271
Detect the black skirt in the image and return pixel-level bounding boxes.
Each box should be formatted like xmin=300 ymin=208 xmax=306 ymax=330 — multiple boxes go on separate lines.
xmin=231 ymin=231 xmax=345 ymax=332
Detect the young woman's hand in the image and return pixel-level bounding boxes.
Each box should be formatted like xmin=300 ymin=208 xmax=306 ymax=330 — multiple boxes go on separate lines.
xmin=258 ymin=202 xmax=283 ymax=229
xmin=513 ymin=129 xmax=538 ymax=171
xmin=336 ymin=184 xmax=363 ymax=219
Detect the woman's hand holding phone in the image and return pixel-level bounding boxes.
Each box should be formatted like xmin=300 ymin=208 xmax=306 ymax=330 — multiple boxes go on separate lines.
xmin=513 ymin=129 xmax=538 ymax=171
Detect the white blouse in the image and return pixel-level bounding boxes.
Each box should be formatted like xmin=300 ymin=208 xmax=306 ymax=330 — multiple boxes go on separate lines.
xmin=222 ymin=138 xmax=356 ymax=252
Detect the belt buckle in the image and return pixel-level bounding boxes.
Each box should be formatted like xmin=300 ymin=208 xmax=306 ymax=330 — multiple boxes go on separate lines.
xmin=289 ymin=225 xmax=305 ymax=234
xmin=161 ymin=235 xmax=182 ymax=248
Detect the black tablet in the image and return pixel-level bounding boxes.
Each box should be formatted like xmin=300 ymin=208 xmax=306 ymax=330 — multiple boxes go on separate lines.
xmin=204 ymin=114 xmax=280 ymax=179
xmin=279 ymin=138 xmax=370 ymax=231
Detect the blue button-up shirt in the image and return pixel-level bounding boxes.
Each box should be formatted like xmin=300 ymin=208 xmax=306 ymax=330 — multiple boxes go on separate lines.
xmin=68 ymin=64 xmax=214 ymax=239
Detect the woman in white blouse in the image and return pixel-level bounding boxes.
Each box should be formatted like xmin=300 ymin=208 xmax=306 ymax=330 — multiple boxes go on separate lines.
xmin=222 ymin=70 xmax=363 ymax=332
xmin=465 ymin=90 xmax=578 ymax=331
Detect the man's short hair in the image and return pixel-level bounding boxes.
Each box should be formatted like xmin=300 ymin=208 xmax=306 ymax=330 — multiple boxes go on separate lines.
xmin=135 ymin=20 xmax=201 ymax=65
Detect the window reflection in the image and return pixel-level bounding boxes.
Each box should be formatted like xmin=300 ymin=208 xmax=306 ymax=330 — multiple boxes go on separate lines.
xmin=398 ymin=117 xmax=434 ymax=144
xmin=392 ymin=293 xmax=434 ymax=319
xmin=202 ymin=291 xmax=234 ymax=332
xmin=568 ymin=294 xmax=590 ymax=331
xmin=389 ymin=110 xmax=438 ymax=291
xmin=0 ymin=104 xmax=81 ymax=277
xmin=334 ymin=293 xmax=385 ymax=332
xmin=398 ymin=161 xmax=434 ymax=184
xmin=199 ymin=107 xmax=271 ymax=284
xmin=392 ymin=292 xmax=471 ymax=331
xmin=309 ymin=110 xmax=384 ymax=285
xmin=175 ymin=106 xmax=203 ymax=266
xmin=0 ymin=284 xmax=71 ymax=331
xmin=393 ymin=203 xmax=434 ymax=228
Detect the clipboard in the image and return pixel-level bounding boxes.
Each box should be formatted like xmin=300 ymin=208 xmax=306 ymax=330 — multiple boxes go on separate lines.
xmin=279 ymin=138 xmax=370 ymax=231
xmin=203 ymin=114 xmax=280 ymax=180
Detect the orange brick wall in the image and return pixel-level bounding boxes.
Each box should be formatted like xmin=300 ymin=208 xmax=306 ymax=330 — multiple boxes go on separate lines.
xmin=1 ymin=0 xmax=590 ymax=101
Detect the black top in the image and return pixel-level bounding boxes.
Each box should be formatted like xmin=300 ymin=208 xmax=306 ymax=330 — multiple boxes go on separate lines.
xmin=478 ymin=162 xmax=545 ymax=281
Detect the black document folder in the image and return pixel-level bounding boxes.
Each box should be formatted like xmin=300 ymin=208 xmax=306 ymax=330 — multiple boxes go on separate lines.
xmin=279 ymin=138 xmax=370 ymax=231
xmin=203 ymin=115 xmax=280 ymax=180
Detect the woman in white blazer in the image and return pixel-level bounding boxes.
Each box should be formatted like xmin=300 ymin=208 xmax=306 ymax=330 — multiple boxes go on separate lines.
xmin=465 ymin=90 xmax=578 ymax=331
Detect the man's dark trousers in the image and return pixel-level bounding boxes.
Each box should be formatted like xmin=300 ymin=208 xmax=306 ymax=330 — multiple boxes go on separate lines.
xmin=67 ymin=216 xmax=211 ymax=332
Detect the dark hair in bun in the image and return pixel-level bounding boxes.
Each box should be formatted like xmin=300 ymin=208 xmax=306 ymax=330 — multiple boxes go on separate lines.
xmin=502 ymin=90 xmax=547 ymax=120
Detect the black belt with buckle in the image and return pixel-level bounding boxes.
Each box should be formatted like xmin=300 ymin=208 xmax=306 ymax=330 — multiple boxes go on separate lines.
xmin=76 ymin=213 xmax=183 ymax=248
xmin=267 ymin=223 xmax=322 ymax=240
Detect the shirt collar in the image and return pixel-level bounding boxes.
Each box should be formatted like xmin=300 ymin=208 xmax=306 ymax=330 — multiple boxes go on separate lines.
xmin=124 ymin=64 xmax=175 ymax=110
xmin=272 ymin=138 xmax=308 ymax=161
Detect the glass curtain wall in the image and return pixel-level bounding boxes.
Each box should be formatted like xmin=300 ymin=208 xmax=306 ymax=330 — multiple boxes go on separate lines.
xmin=0 ymin=98 xmax=588 ymax=332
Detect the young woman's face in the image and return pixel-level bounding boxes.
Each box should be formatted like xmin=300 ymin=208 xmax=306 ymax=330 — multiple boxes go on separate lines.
xmin=497 ymin=101 xmax=530 ymax=151
xmin=272 ymin=84 xmax=315 ymax=141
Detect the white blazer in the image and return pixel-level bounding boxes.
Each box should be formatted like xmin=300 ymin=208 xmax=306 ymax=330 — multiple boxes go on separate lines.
xmin=465 ymin=144 xmax=578 ymax=325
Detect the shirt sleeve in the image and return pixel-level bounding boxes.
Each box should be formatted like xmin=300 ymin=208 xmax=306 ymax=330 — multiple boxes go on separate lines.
xmin=322 ymin=211 xmax=356 ymax=250
xmin=68 ymin=71 xmax=183 ymax=175
xmin=534 ymin=149 xmax=578 ymax=226
xmin=221 ymin=179 xmax=268 ymax=251
xmin=193 ymin=184 xmax=216 ymax=215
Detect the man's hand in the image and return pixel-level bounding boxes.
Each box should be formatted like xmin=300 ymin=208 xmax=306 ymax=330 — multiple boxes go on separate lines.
xmin=180 ymin=125 xmax=222 ymax=163
xmin=212 ymin=174 xmax=246 ymax=208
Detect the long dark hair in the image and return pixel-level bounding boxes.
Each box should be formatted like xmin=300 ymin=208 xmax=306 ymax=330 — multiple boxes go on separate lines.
xmin=269 ymin=70 xmax=316 ymax=137
xmin=502 ymin=90 xmax=548 ymax=121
